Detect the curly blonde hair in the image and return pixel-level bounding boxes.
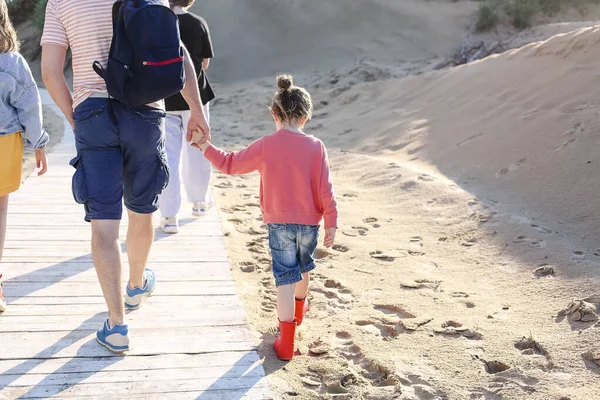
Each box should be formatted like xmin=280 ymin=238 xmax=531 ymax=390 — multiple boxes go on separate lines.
xmin=0 ymin=0 xmax=19 ymax=53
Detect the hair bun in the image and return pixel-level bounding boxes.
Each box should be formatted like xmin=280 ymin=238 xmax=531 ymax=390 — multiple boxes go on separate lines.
xmin=277 ymin=74 xmax=293 ymax=91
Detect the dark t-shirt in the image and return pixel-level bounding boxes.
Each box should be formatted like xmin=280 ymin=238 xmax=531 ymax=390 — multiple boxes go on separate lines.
xmin=165 ymin=12 xmax=215 ymax=111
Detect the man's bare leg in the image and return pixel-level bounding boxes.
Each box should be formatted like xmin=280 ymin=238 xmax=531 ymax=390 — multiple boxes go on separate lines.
xmin=126 ymin=210 xmax=154 ymax=289
xmin=91 ymin=220 xmax=124 ymax=327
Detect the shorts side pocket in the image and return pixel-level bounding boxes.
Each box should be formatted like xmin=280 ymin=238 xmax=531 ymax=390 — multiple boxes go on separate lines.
xmin=154 ymin=151 xmax=170 ymax=195
xmin=69 ymin=155 xmax=88 ymax=204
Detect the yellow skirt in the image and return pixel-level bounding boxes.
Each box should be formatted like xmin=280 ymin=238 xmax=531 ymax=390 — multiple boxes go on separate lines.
xmin=0 ymin=132 xmax=23 ymax=196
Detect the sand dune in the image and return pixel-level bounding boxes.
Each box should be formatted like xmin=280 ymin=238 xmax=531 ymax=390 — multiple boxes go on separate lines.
xmin=201 ymin=20 xmax=600 ymax=400
xmin=190 ymin=0 xmax=476 ymax=82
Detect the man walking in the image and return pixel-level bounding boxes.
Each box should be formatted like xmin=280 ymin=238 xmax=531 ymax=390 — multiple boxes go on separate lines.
xmin=41 ymin=0 xmax=209 ymax=353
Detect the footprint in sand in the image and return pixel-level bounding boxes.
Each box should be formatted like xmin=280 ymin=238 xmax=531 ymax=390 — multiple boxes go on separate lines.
xmin=364 ymin=217 xmax=378 ymax=224
xmin=401 ymin=181 xmax=418 ymax=191
xmin=312 ymin=276 xmax=355 ymax=310
xmin=246 ymin=241 xmax=266 ymax=254
xmin=332 ymin=331 xmax=401 ymax=388
xmin=324 ymin=279 xmax=352 ymax=294
xmin=238 ymin=261 xmax=256 ymax=273
xmin=531 ymin=224 xmax=552 ymax=235
xmin=215 ymin=181 xmax=234 ymax=189
xmin=558 ymin=299 xmax=599 ymax=323
xmin=512 ymin=235 xmax=546 ymax=248
xmin=434 ymin=321 xmax=482 ymax=340
xmin=260 ymin=277 xmax=272 ymax=288
xmin=400 ymin=279 xmax=441 ymax=291
xmin=370 ymin=251 xmax=397 ymax=262
xmin=462 ymin=238 xmax=478 ymax=247
xmin=374 ymin=304 xmax=416 ymax=319
xmin=260 ymin=301 xmax=276 ymax=313
xmin=418 ymin=174 xmax=435 ymax=182
xmin=484 ymin=360 xmax=511 ymax=374
xmin=332 ymin=244 xmax=349 ymax=253
xmin=515 ymin=336 xmax=548 ymax=357
xmin=351 ymin=226 xmax=369 ymax=236
xmin=570 ymin=251 xmax=586 ymax=262
xmin=465 ymin=301 xmax=476 ymax=309
xmin=313 ymin=248 xmax=330 ymax=260
xmin=533 ymin=265 xmax=555 ymax=277
xmin=553 ymin=138 xmax=576 ymax=151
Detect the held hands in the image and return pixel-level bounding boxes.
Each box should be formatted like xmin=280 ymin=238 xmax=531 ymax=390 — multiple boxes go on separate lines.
xmin=324 ymin=228 xmax=336 ymax=248
xmin=35 ymin=148 xmax=48 ymax=176
xmin=186 ymin=107 xmax=211 ymax=148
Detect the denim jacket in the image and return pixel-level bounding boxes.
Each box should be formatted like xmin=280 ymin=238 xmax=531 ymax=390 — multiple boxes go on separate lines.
xmin=0 ymin=52 xmax=49 ymax=150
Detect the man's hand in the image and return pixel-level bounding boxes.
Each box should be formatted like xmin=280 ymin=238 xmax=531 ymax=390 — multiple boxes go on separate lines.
xmin=324 ymin=228 xmax=336 ymax=248
xmin=35 ymin=148 xmax=48 ymax=176
xmin=186 ymin=107 xmax=210 ymax=146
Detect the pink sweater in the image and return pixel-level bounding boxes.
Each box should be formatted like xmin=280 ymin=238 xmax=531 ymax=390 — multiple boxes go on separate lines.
xmin=204 ymin=129 xmax=338 ymax=229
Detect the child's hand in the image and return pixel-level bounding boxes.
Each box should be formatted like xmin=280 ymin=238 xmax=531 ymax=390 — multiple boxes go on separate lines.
xmin=187 ymin=109 xmax=211 ymax=144
xmin=324 ymin=228 xmax=336 ymax=248
xmin=35 ymin=148 xmax=48 ymax=176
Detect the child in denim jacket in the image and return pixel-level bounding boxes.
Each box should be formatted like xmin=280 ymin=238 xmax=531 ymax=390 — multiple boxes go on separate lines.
xmin=0 ymin=0 xmax=49 ymax=312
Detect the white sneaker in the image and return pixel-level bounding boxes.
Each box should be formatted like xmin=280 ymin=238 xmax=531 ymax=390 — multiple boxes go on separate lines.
xmin=192 ymin=202 xmax=209 ymax=217
xmin=159 ymin=217 xmax=179 ymax=234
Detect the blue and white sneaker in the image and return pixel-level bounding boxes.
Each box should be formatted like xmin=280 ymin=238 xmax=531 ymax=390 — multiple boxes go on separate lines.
xmin=96 ymin=319 xmax=130 ymax=353
xmin=159 ymin=217 xmax=179 ymax=234
xmin=192 ymin=202 xmax=208 ymax=217
xmin=124 ymin=269 xmax=156 ymax=310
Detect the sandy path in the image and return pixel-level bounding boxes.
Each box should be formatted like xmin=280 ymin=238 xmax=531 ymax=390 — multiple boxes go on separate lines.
xmin=204 ymin=28 xmax=600 ymax=399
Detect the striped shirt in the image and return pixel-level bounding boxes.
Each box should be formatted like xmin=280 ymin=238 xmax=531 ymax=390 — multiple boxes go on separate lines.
xmin=41 ymin=0 xmax=167 ymax=109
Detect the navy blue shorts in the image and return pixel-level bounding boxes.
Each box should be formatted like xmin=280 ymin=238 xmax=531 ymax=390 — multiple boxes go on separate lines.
xmin=268 ymin=224 xmax=319 ymax=287
xmin=70 ymin=98 xmax=169 ymax=221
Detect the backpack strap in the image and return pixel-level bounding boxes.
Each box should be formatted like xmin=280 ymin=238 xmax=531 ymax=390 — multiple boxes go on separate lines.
xmin=93 ymin=1 xmax=123 ymax=79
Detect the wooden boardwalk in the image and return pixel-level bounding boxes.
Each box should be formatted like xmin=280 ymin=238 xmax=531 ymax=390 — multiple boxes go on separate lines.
xmin=0 ymin=93 xmax=272 ymax=399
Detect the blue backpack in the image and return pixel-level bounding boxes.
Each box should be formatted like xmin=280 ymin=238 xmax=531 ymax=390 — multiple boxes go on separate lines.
xmin=93 ymin=0 xmax=186 ymax=107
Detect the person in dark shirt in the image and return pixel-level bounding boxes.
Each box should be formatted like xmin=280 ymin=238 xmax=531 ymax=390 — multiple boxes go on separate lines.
xmin=160 ymin=0 xmax=215 ymax=234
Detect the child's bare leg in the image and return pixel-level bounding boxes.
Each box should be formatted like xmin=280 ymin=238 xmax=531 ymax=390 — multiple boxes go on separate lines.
xmin=0 ymin=195 xmax=8 ymax=264
xmin=294 ymin=272 xmax=310 ymax=300
xmin=277 ymin=283 xmax=296 ymax=322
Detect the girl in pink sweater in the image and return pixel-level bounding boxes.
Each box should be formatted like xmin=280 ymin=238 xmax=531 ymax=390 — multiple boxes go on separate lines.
xmin=199 ymin=75 xmax=338 ymax=360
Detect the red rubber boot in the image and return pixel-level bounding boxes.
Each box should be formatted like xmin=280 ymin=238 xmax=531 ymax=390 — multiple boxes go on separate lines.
xmin=273 ymin=319 xmax=297 ymax=361
xmin=295 ymin=298 xmax=309 ymax=327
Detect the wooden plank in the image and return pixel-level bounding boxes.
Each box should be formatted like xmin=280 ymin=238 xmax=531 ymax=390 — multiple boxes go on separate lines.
xmin=0 ymin=311 xmax=248 ymax=332
xmin=6 ymin=295 xmax=243 ymax=306
xmin=4 ymin=262 xmax=234 ymax=282
xmin=0 ymin=327 xmax=256 ymax=359
xmin=3 ymin=242 xmax=228 ymax=252
xmin=4 ymin=226 xmax=225 ymax=240
xmin=1 ymin=99 xmax=271 ymax=399
xmin=0 ymin=365 xmax=265 ymax=387
xmin=12 ymin=388 xmax=272 ymax=400
xmin=0 ymin=298 xmax=244 ymax=317
xmin=5 ymin=218 xmax=226 ymax=228
xmin=3 ymin=281 xmax=236 ymax=297
xmin=1 ymin=255 xmax=231 ymax=263
xmin=1 ymin=381 xmax=271 ymax=400
xmin=0 ymin=352 xmax=260 ymax=375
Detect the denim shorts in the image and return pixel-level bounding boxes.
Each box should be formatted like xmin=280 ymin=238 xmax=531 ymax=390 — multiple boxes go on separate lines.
xmin=70 ymin=98 xmax=169 ymax=221
xmin=268 ymin=223 xmax=319 ymax=287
